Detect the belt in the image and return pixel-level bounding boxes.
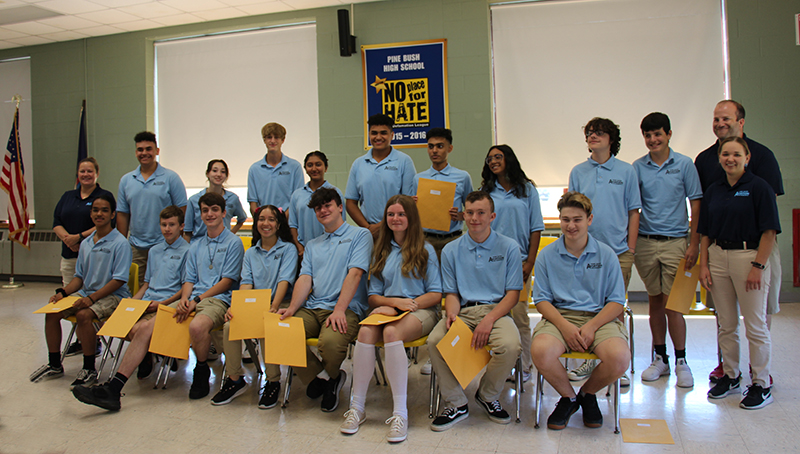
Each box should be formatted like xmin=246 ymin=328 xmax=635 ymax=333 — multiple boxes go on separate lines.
xmin=712 ymin=239 xmax=759 ymax=250
xmin=642 ymin=234 xmax=685 ymax=241
xmin=463 ymin=301 xmax=489 ymax=308
xmin=425 ymin=230 xmax=462 ymax=240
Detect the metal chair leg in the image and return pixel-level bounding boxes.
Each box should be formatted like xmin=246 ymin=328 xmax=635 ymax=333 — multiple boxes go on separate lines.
xmin=60 ymin=323 xmax=79 ymax=363
xmin=282 ymin=366 xmax=293 ymax=408
xmin=244 ymin=339 xmax=263 ymax=376
xmin=534 ymin=371 xmax=543 ymax=428
xmin=614 ymin=377 xmax=620 ymax=434
xmin=626 ymin=306 xmax=635 ymax=373
xmin=515 ymin=356 xmax=521 ymax=422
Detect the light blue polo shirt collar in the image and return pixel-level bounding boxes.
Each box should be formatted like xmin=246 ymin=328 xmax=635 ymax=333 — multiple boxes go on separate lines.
xmin=464 ymin=229 xmax=497 ymax=252
xmin=643 ymin=148 xmax=676 ymax=169
xmin=587 ymin=154 xmax=617 ymax=170
xmin=132 ymin=163 xmax=165 ymax=182
xmin=324 ymin=221 xmax=349 ymax=240
xmin=254 ymin=237 xmax=287 ymax=254
xmin=366 ymin=147 xmax=399 ymax=164
xmin=302 ymin=180 xmax=333 ymax=193
xmin=428 ymin=164 xmax=453 ymax=176
xmin=556 ymin=234 xmax=598 ymax=261
xmin=260 ymin=154 xmax=289 ymax=170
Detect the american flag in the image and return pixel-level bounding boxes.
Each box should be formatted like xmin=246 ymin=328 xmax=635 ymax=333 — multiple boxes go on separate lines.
xmin=1 ymin=107 xmax=30 ymax=248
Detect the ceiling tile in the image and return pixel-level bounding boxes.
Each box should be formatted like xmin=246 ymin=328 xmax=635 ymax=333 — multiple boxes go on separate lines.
xmin=216 ymin=0 xmax=273 ymax=6
xmin=193 ymin=7 xmax=247 ymax=21
xmin=118 ymin=2 xmax=182 ymax=18
xmin=0 ymin=1 xmax=31 ymax=10
xmin=6 ymin=35 xmax=56 ymax=45
xmin=36 ymin=14 xmax=99 ymax=29
xmin=113 ymin=19 xmax=162 ymax=31
xmin=236 ymin=2 xmax=290 ymax=15
xmin=282 ymin=0 xmax=340 ymax=9
xmin=0 ymin=27 xmax=28 ymax=39
xmin=0 ymin=41 xmax=23 ymax=50
xmin=151 ymin=13 xmax=203 ymax=26
xmin=72 ymin=24 xmax=125 ymax=36
xmin=40 ymin=29 xmax=89 ymax=40
xmin=3 ymin=21 xmax=64 ymax=34
xmin=78 ymin=9 xmax=140 ymax=24
xmin=88 ymin=0 xmax=151 ymax=7
xmin=159 ymin=0 xmax=229 ymax=13
xmin=37 ymin=0 xmax=106 ymax=14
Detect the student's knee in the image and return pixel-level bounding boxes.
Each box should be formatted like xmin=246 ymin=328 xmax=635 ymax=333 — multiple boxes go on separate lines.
xmin=531 ymin=335 xmax=563 ymax=364
xmin=75 ymin=308 xmax=96 ymax=325
xmin=382 ymin=324 xmax=402 ymax=343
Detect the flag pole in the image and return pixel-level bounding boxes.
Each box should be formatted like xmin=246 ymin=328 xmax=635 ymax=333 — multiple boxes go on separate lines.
xmin=3 ymin=95 xmax=25 ymax=289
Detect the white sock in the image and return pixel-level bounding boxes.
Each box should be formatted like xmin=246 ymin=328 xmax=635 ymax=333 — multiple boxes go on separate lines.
xmin=384 ymin=340 xmax=408 ymax=420
xmin=350 ymin=340 xmax=375 ymax=414
xmin=317 ymin=370 xmax=331 ymax=381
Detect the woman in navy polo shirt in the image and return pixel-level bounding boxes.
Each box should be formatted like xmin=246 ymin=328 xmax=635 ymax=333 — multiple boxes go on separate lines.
xmin=699 ymin=136 xmax=780 ymax=410
xmin=53 ymin=157 xmax=115 ymax=286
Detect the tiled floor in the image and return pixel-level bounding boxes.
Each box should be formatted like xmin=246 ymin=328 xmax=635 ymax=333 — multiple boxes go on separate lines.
xmin=2 ymin=282 xmax=798 ymax=453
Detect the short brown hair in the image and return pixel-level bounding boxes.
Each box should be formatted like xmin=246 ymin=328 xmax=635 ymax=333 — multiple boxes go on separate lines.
xmin=160 ymin=205 xmax=184 ymax=223
xmin=557 ymin=191 xmax=592 ymax=216
xmin=718 ymin=100 xmax=745 ymax=120
xmin=261 ymin=122 xmax=286 ymax=139
xmin=717 ymin=136 xmax=750 ymax=156
xmin=466 ymin=191 xmax=494 ymax=212
xmin=78 ymin=157 xmax=99 ymax=173
xmin=199 ymin=192 xmax=226 ymax=211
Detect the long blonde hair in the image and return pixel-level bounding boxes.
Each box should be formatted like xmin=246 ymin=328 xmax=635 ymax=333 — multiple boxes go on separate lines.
xmin=370 ymin=195 xmax=428 ymax=280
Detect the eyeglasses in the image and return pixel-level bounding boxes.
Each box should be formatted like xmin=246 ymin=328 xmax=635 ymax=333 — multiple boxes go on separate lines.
xmin=584 ymin=130 xmax=607 ymax=138
xmin=485 ymin=154 xmax=504 ymax=165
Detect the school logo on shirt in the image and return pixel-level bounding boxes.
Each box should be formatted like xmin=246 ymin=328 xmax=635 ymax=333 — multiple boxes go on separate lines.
xmin=94 ymin=248 xmax=112 ymax=254
xmin=488 ymin=255 xmax=505 ymax=262
xmin=339 ymin=238 xmax=353 ymax=245
xmin=586 ymin=262 xmax=603 ymax=269
xmin=734 ymin=190 xmax=750 ymax=197
xmin=152 ymin=181 xmax=165 ymax=186
xmin=384 ymin=166 xmax=398 ymax=171
xmin=169 ymin=255 xmax=182 ymax=260
xmin=608 ymin=179 xmax=623 ymax=185
xmin=665 ymin=169 xmax=681 ymax=175
xmin=279 ymin=171 xmax=291 ymax=176
xmin=217 ymin=247 xmax=228 ymax=252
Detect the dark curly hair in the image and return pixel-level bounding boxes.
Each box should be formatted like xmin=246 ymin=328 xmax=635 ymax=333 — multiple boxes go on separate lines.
xmin=584 ymin=117 xmax=621 ymax=156
xmin=479 ymin=144 xmax=534 ymax=198
xmin=251 ymin=205 xmax=292 ymax=247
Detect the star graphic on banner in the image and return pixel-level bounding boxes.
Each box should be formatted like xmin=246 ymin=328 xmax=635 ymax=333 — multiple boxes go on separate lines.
xmin=371 ymin=75 xmax=388 ymax=93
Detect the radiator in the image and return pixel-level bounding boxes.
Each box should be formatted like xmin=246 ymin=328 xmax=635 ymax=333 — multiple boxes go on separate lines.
xmin=0 ymin=229 xmax=61 ymax=277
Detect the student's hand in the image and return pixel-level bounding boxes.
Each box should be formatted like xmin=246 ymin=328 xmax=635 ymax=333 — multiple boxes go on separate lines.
xmin=699 ymin=266 xmax=713 ymax=290
xmin=471 ymin=317 xmax=493 ymax=349
xmin=684 ymin=244 xmax=699 ymax=269
xmin=394 ymin=298 xmax=418 ymax=312
xmin=577 ymin=325 xmax=596 ymax=350
xmin=367 ymin=224 xmax=381 ymax=239
xmin=296 ymin=244 xmax=305 ymax=258
xmin=278 ymin=307 xmax=295 ymax=320
xmin=73 ymin=297 xmax=93 ymax=310
xmin=444 ymin=310 xmax=458 ymax=330
xmin=448 ymin=206 xmax=459 ymax=221
xmin=370 ymin=306 xmax=398 ymax=316
xmin=746 ymin=267 xmax=763 ymax=292
xmin=560 ymin=323 xmax=588 ymax=353
xmin=325 ymin=309 xmax=348 ymax=333
xmin=412 ymin=195 xmax=419 ymax=203
xmin=49 ymin=293 xmax=63 ymax=304
xmin=146 ymin=301 xmax=160 ymax=312
xmin=522 ymin=261 xmax=534 ymax=283
xmin=224 ymin=308 xmax=233 ymax=322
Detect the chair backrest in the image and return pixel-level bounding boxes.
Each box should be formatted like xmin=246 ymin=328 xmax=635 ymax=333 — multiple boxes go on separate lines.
xmin=240 ymin=235 xmax=253 ymax=252
xmin=128 ymin=263 xmax=139 ymax=296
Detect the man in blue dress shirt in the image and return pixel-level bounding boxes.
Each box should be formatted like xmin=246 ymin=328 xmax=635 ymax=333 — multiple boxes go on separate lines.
xmin=531 ymin=192 xmax=629 ymax=430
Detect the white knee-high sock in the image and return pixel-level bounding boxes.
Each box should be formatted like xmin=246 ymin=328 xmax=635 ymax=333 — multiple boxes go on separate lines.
xmin=384 ymin=340 xmax=408 ymax=420
xmin=350 ymin=340 xmax=375 ymax=413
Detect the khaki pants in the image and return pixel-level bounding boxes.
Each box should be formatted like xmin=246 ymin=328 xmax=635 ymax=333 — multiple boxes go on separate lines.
xmin=294 ymin=308 xmax=360 ymax=384
xmin=131 ymin=245 xmax=149 ymax=286
xmin=428 ymin=304 xmax=520 ymax=407
xmin=708 ymin=245 xmax=771 ymax=387
xmin=617 ymin=249 xmax=634 ymax=293
xmin=424 ymin=231 xmax=462 ymax=262
xmin=511 ymin=279 xmax=533 ymax=372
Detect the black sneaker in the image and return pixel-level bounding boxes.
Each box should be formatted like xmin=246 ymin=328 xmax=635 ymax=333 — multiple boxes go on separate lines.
xmin=475 ymin=391 xmax=510 ymax=424
xmin=65 ymin=341 xmax=82 ymax=357
xmin=740 ymin=384 xmax=773 ymax=409
xmin=306 ymin=376 xmax=326 ymax=399
xmin=189 ymin=365 xmax=211 ymax=400
xmin=578 ymin=393 xmax=602 ymax=428
xmin=29 ymin=364 xmax=64 ymax=382
xmin=137 ymin=352 xmax=154 ymax=380
xmin=258 ymin=381 xmax=281 ymax=409
xmin=210 ymin=377 xmax=247 ymax=405
xmin=708 ymin=374 xmax=741 ymax=399
xmin=72 ymin=382 xmax=121 ymax=411
xmin=430 ymin=404 xmax=469 ymax=432
xmin=321 ymin=370 xmax=347 ymax=412
xmin=547 ymin=397 xmax=579 ymax=430
xmin=70 ymin=369 xmax=98 ymax=390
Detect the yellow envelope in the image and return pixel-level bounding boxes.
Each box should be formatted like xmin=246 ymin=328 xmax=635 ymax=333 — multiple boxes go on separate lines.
xmin=436 ymin=317 xmax=491 ymax=388
xmin=620 ymin=419 xmax=675 ymax=444
xmin=359 ymin=311 xmax=409 ymax=325
xmin=33 ymin=296 xmax=80 ymax=314
xmin=149 ymin=305 xmax=194 ymax=360
xmin=97 ymin=299 xmax=150 ymax=338
xmin=665 ymin=259 xmax=700 ymax=315
xmin=228 ymin=289 xmax=272 ymax=340
xmin=262 ymin=312 xmax=306 ymax=368
xmin=417 ymin=178 xmax=457 ymax=231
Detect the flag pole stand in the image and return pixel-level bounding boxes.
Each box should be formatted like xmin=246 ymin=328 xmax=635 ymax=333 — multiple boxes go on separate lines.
xmin=3 ymin=242 xmax=24 ymax=289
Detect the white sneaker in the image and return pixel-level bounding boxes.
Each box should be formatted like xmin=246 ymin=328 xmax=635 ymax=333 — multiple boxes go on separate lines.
xmin=567 ymin=360 xmax=596 ymax=381
xmin=420 ymin=359 xmax=432 ymax=375
xmin=340 ymin=408 xmax=366 ymax=435
xmin=619 ymin=372 xmax=630 ymax=387
xmin=385 ymin=414 xmax=408 ymax=443
xmin=675 ymin=359 xmax=694 ymax=388
xmin=641 ymin=355 xmax=670 ymax=381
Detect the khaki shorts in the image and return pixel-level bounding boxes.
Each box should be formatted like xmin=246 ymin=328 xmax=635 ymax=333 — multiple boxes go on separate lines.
xmin=532 ymin=308 xmax=628 ymax=353
xmin=617 ymin=250 xmax=634 ymax=293
xmin=410 ymin=306 xmax=441 ymax=336
xmin=167 ymin=297 xmax=227 ymax=328
xmin=62 ymin=294 xmax=121 ymax=320
xmin=634 ymin=236 xmax=687 ymax=296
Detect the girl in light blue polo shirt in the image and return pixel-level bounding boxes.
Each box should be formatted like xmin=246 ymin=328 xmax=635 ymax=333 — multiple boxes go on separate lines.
xmin=213 ymin=205 xmax=298 ymax=408
xmin=341 ymin=195 xmax=442 ymax=443
xmin=184 ymin=159 xmax=247 ymax=243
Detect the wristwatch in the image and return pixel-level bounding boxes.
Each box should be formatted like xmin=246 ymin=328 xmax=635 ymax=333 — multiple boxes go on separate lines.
xmin=193 ymin=295 xmax=202 ymax=303
xmin=751 ymin=261 xmax=766 ymax=270
xmin=55 ymin=288 xmax=67 ymax=297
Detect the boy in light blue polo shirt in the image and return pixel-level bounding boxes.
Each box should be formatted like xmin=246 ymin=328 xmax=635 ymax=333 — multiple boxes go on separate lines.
xmin=531 ymin=191 xmax=629 ymax=431
xmin=32 ymin=194 xmax=131 ymax=389
xmin=72 ymin=205 xmax=191 ymax=412
xmin=280 ymin=188 xmax=373 ymax=413
xmin=246 ymin=122 xmax=304 ymax=215
xmin=117 ymin=131 xmax=187 ymax=285
xmin=346 ymin=114 xmax=416 ymax=239
xmin=428 ymin=191 xmax=522 ymax=432
xmin=413 ymin=127 xmax=473 ymax=259
xmin=633 ymin=113 xmax=703 ymax=388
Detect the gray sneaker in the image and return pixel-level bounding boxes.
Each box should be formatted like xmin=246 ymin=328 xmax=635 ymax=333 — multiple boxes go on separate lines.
xmin=70 ymin=369 xmax=98 ymax=390
xmin=567 ymin=360 xmax=597 ymax=381
xmin=340 ymin=408 xmax=366 ymax=434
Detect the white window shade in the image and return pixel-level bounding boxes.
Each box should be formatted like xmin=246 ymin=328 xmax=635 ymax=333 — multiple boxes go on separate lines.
xmin=491 ymin=0 xmax=726 ymax=187
xmin=155 ymin=24 xmax=319 ymax=189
